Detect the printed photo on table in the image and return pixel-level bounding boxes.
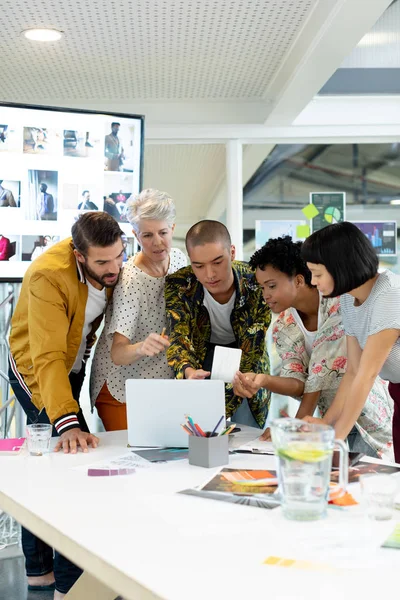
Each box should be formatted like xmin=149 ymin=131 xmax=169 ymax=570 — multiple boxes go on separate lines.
xmin=330 ymin=461 xmax=400 ymax=484
xmin=26 ymin=170 xmax=58 ymax=221
xmin=23 ymin=127 xmax=61 ymax=156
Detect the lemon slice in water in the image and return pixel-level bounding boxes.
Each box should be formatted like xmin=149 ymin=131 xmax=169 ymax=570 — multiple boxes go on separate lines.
xmin=277 ymin=443 xmax=331 ymax=463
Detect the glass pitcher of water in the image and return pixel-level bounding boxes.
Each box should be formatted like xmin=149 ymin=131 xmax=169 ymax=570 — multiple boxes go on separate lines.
xmin=270 ymin=418 xmax=348 ymax=521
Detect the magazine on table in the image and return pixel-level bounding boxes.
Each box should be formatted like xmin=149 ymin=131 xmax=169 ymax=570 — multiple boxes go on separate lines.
xmin=179 ymin=467 xmax=281 ymax=509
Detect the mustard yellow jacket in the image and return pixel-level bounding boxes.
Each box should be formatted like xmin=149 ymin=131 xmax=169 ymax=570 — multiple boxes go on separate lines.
xmin=9 ymin=238 xmax=107 ymax=431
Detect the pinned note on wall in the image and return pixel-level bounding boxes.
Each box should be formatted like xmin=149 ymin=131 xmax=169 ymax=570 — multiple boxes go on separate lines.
xmin=296 ymin=224 xmax=310 ymax=239
xmin=302 ymin=204 xmax=319 ymax=220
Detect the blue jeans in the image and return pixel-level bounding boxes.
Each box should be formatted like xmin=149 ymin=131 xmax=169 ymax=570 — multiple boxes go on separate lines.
xmin=9 ymin=358 xmax=88 ymax=594
xmin=347 ymin=425 xmax=378 ymax=458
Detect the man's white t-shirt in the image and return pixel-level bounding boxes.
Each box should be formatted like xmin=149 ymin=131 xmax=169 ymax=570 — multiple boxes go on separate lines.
xmin=72 ymin=280 xmax=107 ymax=373
xmin=203 ymin=287 xmax=236 ymax=344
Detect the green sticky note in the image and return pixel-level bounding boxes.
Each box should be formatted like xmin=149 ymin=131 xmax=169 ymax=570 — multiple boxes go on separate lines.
xmin=381 ymin=524 xmax=400 ymax=549
xmin=302 ymin=204 xmax=319 ymax=220
xmin=296 ymin=225 xmax=310 ymax=238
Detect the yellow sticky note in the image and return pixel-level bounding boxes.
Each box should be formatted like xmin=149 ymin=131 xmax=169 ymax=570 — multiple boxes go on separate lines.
xmin=302 ymin=204 xmax=319 ymax=219
xmin=263 ymin=556 xmax=333 ymax=571
xmin=296 ymin=224 xmax=310 ymax=238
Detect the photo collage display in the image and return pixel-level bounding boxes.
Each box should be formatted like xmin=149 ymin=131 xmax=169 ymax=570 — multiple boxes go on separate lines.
xmin=0 ymin=104 xmax=144 ymax=278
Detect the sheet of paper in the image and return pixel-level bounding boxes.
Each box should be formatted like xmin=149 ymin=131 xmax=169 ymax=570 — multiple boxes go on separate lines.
xmin=73 ymin=451 xmax=152 ymax=474
xmin=236 ymin=437 xmax=275 ymax=454
xmin=133 ymin=448 xmax=188 ymax=462
xmin=211 ymin=345 xmax=242 ymax=383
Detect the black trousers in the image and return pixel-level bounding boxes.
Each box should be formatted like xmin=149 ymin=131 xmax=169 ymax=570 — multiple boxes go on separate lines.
xmin=8 ymin=357 xmax=88 ymax=594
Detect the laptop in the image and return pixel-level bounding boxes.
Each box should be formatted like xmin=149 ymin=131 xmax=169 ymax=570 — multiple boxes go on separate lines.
xmin=126 ymin=379 xmax=226 ymax=447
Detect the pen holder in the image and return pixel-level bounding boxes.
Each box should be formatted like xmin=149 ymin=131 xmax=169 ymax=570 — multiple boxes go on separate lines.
xmin=188 ymin=434 xmax=229 ymax=468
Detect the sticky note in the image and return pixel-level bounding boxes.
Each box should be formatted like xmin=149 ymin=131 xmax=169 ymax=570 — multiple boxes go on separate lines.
xmin=296 ymin=224 xmax=310 ymax=238
xmin=263 ymin=556 xmax=333 ymax=571
xmin=381 ymin=524 xmax=400 ymax=549
xmin=329 ymin=491 xmax=358 ymax=506
xmin=302 ymin=204 xmax=319 ymax=219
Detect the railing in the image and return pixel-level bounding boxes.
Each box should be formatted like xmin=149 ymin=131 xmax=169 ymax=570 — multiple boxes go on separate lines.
xmin=0 ymin=283 xmax=23 ymax=439
xmin=0 ymin=282 xmax=23 ymax=553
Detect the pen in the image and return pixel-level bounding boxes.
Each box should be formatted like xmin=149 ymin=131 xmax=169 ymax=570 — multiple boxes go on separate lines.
xmin=211 ymin=415 xmax=224 ymax=436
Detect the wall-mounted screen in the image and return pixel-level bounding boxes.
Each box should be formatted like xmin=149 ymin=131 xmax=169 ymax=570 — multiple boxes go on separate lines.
xmin=352 ymin=221 xmax=397 ymax=257
xmin=255 ymin=220 xmax=308 ymax=249
xmin=0 ymin=102 xmax=144 ymax=280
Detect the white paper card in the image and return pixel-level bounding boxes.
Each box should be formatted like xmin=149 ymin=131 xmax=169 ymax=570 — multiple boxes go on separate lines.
xmin=211 ymin=345 xmax=242 ymax=383
xmin=237 ymin=438 xmax=275 ymax=454
xmin=73 ymin=451 xmax=152 ymax=473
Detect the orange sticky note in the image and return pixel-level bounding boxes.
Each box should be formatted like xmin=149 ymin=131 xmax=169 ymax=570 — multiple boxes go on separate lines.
xmin=329 ymin=491 xmax=358 ymax=506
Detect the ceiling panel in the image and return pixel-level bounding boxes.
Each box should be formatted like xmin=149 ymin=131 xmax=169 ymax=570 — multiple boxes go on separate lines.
xmin=0 ymin=0 xmax=315 ymax=102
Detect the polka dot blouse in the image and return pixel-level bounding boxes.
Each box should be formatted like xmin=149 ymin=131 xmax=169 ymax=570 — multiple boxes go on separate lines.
xmin=90 ymin=248 xmax=187 ymax=405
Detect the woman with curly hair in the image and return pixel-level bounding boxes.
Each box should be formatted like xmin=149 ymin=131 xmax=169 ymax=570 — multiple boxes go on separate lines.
xmin=233 ymin=236 xmax=393 ymax=458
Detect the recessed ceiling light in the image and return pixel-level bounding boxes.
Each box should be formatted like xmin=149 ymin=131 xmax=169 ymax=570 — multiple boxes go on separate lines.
xmin=390 ymin=199 xmax=400 ymax=205
xmin=23 ymin=28 xmax=63 ymax=42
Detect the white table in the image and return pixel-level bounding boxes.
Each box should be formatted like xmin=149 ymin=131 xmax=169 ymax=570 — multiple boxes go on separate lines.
xmin=0 ymin=426 xmax=399 ymax=600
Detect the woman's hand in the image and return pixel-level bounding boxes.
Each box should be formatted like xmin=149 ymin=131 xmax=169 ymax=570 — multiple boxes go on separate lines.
xmin=302 ymin=416 xmax=325 ymax=425
xmin=139 ymin=332 xmax=170 ymax=357
xmin=233 ymin=371 xmax=265 ymax=398
xmin=112 ymin=331 xmax=170 ymax=365
xmin=259 ymin=427 xmax=271 ymax=442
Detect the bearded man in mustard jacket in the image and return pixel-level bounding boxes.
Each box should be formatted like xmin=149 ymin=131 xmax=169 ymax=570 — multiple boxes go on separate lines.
xmin=8 ymin=211 xmax=124 ymax=598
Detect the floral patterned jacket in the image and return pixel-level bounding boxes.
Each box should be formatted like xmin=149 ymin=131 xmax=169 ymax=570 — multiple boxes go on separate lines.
xmin=273 ymin=296 xmax=394 ymax=459
xmin=165 ymin=261 xmax=271 ymax=427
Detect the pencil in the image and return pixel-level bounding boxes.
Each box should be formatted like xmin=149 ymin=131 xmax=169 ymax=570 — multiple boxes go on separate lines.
xmin=161 ymin=327 xmax=166 ymax=338
xmin=180 ymin=424 xmax=193 ymax=436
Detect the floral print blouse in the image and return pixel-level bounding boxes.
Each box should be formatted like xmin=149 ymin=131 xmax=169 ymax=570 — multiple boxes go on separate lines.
xmin=273 ymin=296 xmax=394 ymax=459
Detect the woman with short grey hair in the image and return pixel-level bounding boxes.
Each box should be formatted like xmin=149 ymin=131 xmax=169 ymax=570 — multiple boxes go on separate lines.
xmin=90 ymin=188 xmax=186 ymax=430
xmin=126 ymin=188 xmax=176 ymax=232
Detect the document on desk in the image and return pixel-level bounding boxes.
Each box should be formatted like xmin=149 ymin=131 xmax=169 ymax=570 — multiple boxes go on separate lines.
xmin=235 ymin=438 xmax=275 ymax=455
xmin=211 ymin=346 xmax=242 ymax=383
xmin=73 ymin=451 xmax=152 ymax=476
xmin=179 ymin=467 xmax=280 ymax=509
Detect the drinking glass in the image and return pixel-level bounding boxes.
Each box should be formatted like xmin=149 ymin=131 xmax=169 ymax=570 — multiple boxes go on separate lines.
xmin=26 ymin=424 xmax=52 ymax=456
xmin=270 ymin=418 xmax=348 ymax=521
xmin=360 ymin=474 xmax=398 ymax=521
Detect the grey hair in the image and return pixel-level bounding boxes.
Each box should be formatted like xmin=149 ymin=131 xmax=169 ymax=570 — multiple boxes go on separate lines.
xmin=126 ymin=188 xmax=176 ymax=233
